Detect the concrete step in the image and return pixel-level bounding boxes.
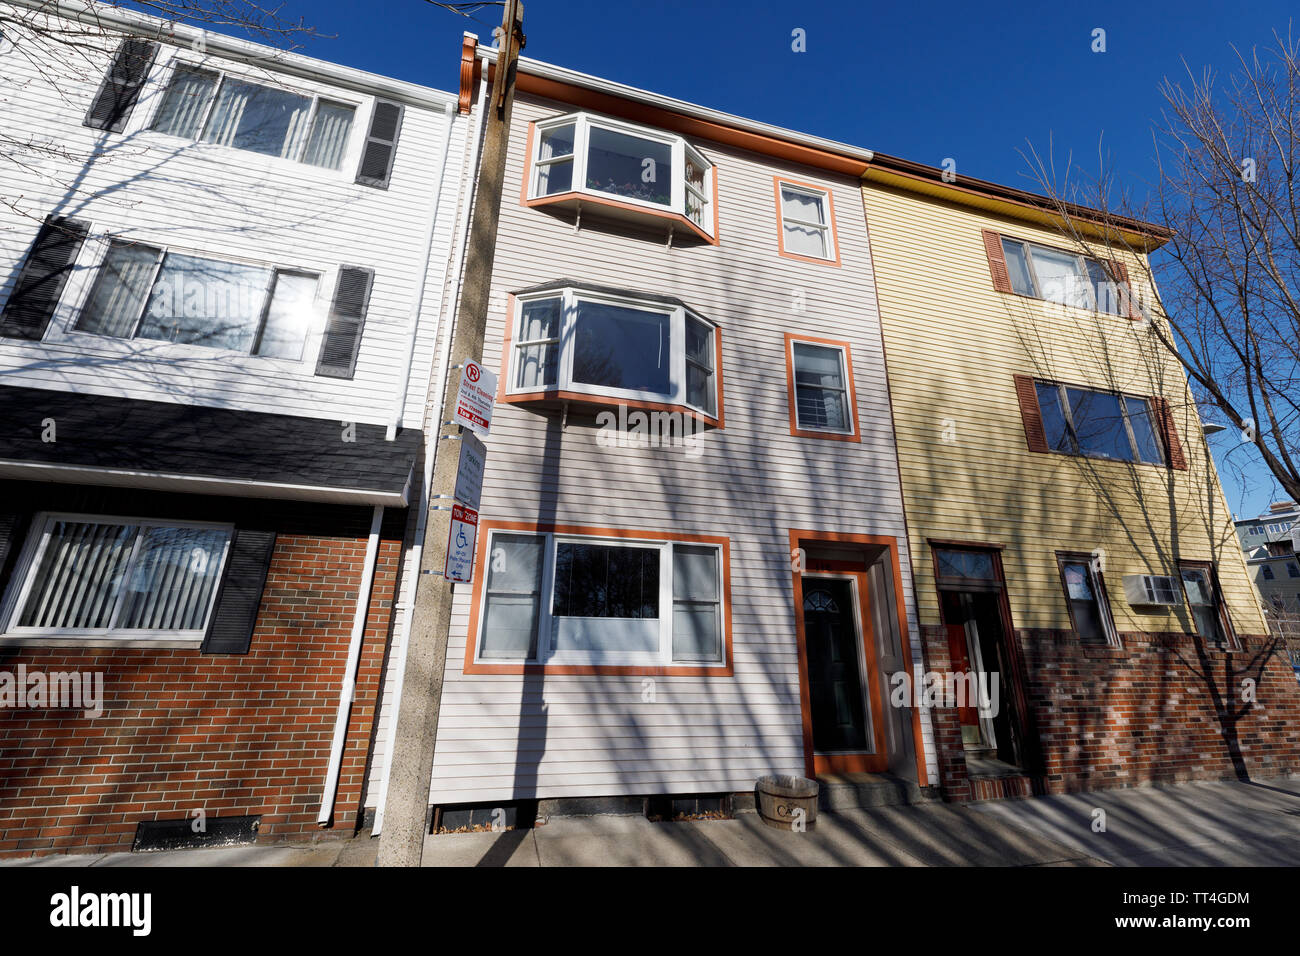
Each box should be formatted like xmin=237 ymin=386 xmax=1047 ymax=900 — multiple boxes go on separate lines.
xmin=815 ymin=773 xmax=930 ymax=811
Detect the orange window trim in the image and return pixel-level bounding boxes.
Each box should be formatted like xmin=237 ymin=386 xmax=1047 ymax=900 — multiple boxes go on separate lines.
xmin=783 ymin=332 xmax=861 ymax=442
xmin=520 ymin=120 xmax=721 ymax=246
xmin=787 ymin=529 xmax=928 ymax=787
xmin=773 ymin=176 xmax=842 ymax=267
xmin=463 ymin=520 xmax=735 ymax=677
xmin=497 ymin=292 xmax=726 ymax=429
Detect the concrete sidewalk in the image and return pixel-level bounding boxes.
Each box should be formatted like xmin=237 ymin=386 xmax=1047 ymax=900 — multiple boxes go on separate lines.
xmin=3 ymin=776 xmax=1296 ymax=866
xmin=971 ymin=775 xmax=1300 ymax=866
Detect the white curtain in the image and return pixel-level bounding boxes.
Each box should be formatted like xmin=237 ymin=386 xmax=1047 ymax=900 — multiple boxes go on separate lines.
xmin=75 ymin=241 xmax=160 ymax=338
xmin=152 ymin=66 xmax=218 ymax=139
xmin=202 ymin=77 xmax=311 ymax=160
xmin=302 ymin=101 xmax=354 ymax=170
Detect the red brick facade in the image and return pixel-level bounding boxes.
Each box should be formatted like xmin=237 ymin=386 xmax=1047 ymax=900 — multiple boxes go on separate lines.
xmin=0 ymin=489 xmax=404 ymax=859
xmin=920 ymin=623 xmax=1300 ymax=801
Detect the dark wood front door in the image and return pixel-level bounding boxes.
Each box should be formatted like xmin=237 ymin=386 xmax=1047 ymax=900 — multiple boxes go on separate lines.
xmin=803 ymin=578 xmax=870 ymax=754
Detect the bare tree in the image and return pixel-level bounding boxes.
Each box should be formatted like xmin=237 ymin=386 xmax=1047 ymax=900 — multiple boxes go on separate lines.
xmin=1023 ymin=28 xmax=1300 ymax=505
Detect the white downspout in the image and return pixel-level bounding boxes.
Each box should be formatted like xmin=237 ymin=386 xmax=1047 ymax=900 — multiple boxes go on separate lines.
xmin=373 ymin=66 xmax=490 ymax=834
xmin=316 ymin=503 xmax=384 ymax=826
xmin=388 ymin=100 xmax=458 ymax=440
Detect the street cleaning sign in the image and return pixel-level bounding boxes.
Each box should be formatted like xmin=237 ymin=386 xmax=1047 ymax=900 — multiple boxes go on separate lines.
xmin=444 ymin=504 xmax=478 ymax=583
xmin=454 ymin=429 xmax=487 ymax=512
xmin=454 ymin=360 xmax=497 ymax=437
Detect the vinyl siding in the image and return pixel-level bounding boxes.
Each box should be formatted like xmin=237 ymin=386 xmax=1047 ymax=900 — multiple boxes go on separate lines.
xmin=861 ymin=181 xmax=1269 ymax=638
xmin=0 ymin=15 xmax=464 ymax=427
xmin=415 ymin=92 xmax=931 ymax=805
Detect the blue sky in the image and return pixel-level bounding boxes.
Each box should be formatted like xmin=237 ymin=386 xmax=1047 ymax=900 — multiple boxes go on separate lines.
xmin=245 ymin=0 xmax=1295 ymax=518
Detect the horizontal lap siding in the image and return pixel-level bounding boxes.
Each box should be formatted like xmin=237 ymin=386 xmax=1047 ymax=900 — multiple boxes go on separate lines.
xmin=0 ymin=28 xmax=460 ymax=426
xmin=422 ymin=93 xmax=930 ymax=805
xmin=861 ymin=183 xmax=1267 ymax=637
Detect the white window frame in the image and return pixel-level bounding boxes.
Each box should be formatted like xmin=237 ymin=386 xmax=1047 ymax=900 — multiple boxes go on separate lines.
xmin=0 ymin=512 xmax=233 ymax=642
xmin=146 ymin=53 xmax=363 ymax=173
xmin=474 ymin=529 xmax=727 ymax=669
xmin=507 ymin=287 xmax=720 ymax=419
xmin=59 ymin=232 xmax=326 ymax=366
xmin=789 ymin=337 xmax=856 ymax=436
xmin=1002 ymin=237 xmax=1125 ymax=316
xmin=527 ymin=111 xmax=716 ymax=237
xmin=777 ymin=181 xmax=836 ymax=261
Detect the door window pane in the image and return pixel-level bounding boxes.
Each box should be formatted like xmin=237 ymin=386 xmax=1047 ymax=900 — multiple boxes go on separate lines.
xmin=136 ymin=253 xmax=271 ymax=351
xmin=255 ymin=270 xmax=318 ymax=360
xmin=936 ymin=549 xmax=996 ymax=580
xmin=585 ymin=126 xmax=673 ymax=206
xmin=75 ymin=240 xmax=161 ymax=337
xmin=480 ymin=533 xmax=544 ymax=660
xmin=792 ymin=342 xmax=849 ymax=431
xmin=572 ymin=300 xmax=671 ymax=395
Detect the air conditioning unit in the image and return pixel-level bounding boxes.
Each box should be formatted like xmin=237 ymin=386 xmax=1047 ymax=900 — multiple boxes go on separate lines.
xmin=1123 ymin=574 xmax=1181 ymax=606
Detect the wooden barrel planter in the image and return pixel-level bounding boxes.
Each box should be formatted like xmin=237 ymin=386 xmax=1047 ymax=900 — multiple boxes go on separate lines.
xmin=755 ymin=775 xmax=818 ymax=830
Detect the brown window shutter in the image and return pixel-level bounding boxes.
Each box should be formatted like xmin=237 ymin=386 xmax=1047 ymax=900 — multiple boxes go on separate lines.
xmin=982 ymin=230 xmax=1012 ymax=293
xmin=1013 ymin=374 xmax=1050 ymax=452
xmin=1151 ymin=397 xmax=1188 ymax=470
xmin=1109 ymin=258 xmax=1142 ymax=320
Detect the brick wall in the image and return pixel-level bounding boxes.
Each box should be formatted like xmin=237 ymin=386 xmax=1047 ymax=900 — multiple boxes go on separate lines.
xmin=0 ymin=526 xmax=403 ymax=858
xmin=920 ymin=624 xmax=1300 ymax=801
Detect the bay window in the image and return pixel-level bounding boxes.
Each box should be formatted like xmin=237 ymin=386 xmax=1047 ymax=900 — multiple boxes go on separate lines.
xmin=152 ymin=63 xmax=355 ymax=170
xmin=527 ymin=112 xmax=716 ymax=238
xmin=475 ymin=528 xmax=727 ymax=667
xmin=74 ymin=239 xmax=321 ymax=360
xmin=1 ymin=514 xmax=231 ymax=639
xmin=508 ymin=284 xmax=720 ymax=420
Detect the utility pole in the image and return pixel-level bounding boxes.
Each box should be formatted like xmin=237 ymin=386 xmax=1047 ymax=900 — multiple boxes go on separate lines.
xmin=377 ymin=0 xmax=524 ymax=868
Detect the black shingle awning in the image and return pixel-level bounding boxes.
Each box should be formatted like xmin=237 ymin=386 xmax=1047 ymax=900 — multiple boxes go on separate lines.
xmin=0 ymin=386 xmax=420 ymax=506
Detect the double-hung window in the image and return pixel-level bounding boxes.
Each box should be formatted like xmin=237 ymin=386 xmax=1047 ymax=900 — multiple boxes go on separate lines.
xmin=73 ymin=239 xmax=321 ymax=360
xmin=474 ymin=528 xmax=727 ymax=668
xmin=1056 ymin=552 xmax=1119 ymax=646
xmin=508 ymin=284 xmax=720 ymax=420
xmin=1035 ymin=382 xmax=1165 ymax=465
xmin=1 ymin=514 xmax=231 ymax=640
xmin=152 ymin=63 xmax=355 ymax=170
xmin=1000 ymin=237 xmax=1125 ymax=315
xmin=1179 ymin=562 xmax=1235 ymax=647
xmin=786 ymin=335 xmax=857 ymax=439
xmin=527 ymin=112 xmax=716 ymax=238
xmin=776 ymin=180 xmax=837 ymax=262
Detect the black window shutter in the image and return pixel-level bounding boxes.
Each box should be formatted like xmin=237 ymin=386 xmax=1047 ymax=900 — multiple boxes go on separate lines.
xmin=0 ymin=217 xmax=91 ymax=341
xmin=84 ymin=38 xmax=158 ymax=132
xmin=316 ymin=266 xmax=375 ymax=379
xmin=0 ymin=513 xmax=28 ymax=591
xmin=201 ymin=529 xmax=276 ymax=655
xmin=355 ymin=99 xmax=405 ymax=189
